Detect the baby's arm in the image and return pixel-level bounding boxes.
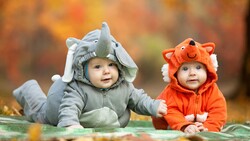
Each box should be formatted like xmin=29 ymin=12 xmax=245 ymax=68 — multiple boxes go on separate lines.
xmin=202 ymin=86 xmax=227 ymax=131
xmin=57 ymin=84 xmax=85 ymax=128
xmin=67 ymin=124 xmax=84 ymax=129
xmin=156 ymin=100 xmax=167 ymax=117
xmin=127 ymin=83 xmax=165 ymax=117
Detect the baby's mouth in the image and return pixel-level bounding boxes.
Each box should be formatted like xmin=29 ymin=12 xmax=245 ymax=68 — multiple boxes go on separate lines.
xmin=187 ymin=79 xmax=198 ymax=82
xmin=101 ymin=78 xmax=111 ymax=82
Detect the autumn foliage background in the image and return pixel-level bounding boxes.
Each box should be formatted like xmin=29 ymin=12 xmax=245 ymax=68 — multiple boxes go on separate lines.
xmin=0 ymin=0 xmax=249 ymax=122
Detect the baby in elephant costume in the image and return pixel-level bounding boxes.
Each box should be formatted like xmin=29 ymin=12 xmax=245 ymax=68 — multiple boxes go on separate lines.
xmin=13 ymin=22 xmax=167 ymax=129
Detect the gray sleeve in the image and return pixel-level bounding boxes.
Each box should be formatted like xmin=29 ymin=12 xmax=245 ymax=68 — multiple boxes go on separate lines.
xmin=127 ymin=83 xmax=160 ymax=117
xmin=57 ymin=83 xmax=85 ymax=127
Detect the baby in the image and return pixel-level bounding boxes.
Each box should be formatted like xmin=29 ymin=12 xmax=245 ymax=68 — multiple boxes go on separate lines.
xmin=152 ymin=38 xmax=227 ymax=134
xmin=13 ymin=22 xmax=167 ymax=129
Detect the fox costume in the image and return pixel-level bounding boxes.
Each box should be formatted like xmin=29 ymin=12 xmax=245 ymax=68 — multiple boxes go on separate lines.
xmin=152 ymin=38 xmax=227 ymax=132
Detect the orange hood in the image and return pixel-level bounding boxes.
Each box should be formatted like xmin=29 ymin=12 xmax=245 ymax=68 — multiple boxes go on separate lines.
xmin=162 ymin=38 xmax=218 ymax=93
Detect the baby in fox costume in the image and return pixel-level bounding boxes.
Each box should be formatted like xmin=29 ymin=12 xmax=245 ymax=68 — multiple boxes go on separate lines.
xmin=152 ymin=38 xmax=227 ymax=134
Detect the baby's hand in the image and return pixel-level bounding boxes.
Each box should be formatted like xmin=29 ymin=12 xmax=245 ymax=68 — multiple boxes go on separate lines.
xmin=195 ymin=122 xmax=208 ymax=132
xmin=156 ymin=100 xmax=167 ymax=117
xmin=67 ymin=124 xmax=84 ymax=129
xmin=184 ymin=124 xmax=200 ymax=134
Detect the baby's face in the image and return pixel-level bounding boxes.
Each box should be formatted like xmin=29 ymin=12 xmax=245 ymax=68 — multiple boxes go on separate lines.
xmin=88 ymin=57 xmax=119 ymax=89
xmin=176 ymin=61 xmax=207 ymax=92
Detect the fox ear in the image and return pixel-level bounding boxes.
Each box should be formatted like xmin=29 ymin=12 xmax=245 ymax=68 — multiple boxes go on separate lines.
xmin=202 ymin=42 xmax=215 ymax=55
xmin=162 ymin=49 xmax=175 ymax=62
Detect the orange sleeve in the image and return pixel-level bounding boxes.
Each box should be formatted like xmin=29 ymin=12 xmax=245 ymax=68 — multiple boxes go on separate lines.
xmin=153 ymin=86 xmax=192 ymax=131
xmin=152 ymin=116 xmax=169 ymax=129
xmin=203 ymin=84 xmax=227 ymax=131
xmin=152 ymin=86 xmax=169 ymax=129
xmin=164 ymin=95 xmax=193 ymax=131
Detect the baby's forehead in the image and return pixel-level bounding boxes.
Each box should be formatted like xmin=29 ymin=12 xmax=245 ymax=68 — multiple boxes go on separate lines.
xmin=180 ymin=61 xmax=205 ymax=66
xmin=88 ymin=57 xmax=116 ymax=64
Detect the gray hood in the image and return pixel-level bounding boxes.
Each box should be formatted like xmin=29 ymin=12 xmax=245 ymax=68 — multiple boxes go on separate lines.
xmin=62 ymin=22 xmax=138 ymax=84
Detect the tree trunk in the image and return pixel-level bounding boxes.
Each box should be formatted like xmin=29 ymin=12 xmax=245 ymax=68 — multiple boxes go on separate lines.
xmin=241 ymin=4 xmax=250 ymax=97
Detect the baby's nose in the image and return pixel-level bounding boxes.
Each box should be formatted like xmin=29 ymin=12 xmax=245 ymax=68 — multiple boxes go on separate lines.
xmin=103 ymin=66 xmax=110 ymax=73
xmin=189 ymin=68 xmax=196 ymax=75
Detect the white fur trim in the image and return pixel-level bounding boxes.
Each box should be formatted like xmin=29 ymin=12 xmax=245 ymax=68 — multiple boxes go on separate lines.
xmin=196 ymin=112 xmax=208 ymax=122
xmin=51 ymin=74 xmax=61 ymax=82
xmin=185 ymin=114 xmax=195 ymax=122
xmin=210 ymin=54 xmax=218 ymax=72
xmin=161 ymin=64 xmax=170 ymax=82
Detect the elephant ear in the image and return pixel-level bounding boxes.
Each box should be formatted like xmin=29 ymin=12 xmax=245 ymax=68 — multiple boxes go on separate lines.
xmin=62 ymin=37 xmax=81 ymax=82
xmin=66 ymin=37 xmax=81 ymax=48
xmin=114 ymin=43 xmax=138 ymax=82
xmin=51 ymin=37 xmax=81 ymax=82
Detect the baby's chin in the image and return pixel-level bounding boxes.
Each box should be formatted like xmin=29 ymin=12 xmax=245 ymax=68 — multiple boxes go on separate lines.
xmin=95 ymin=83 xmax=114 ymax=89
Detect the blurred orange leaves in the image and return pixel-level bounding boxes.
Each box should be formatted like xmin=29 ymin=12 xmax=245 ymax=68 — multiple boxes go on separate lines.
xmin=0 ymin=0 xmax=249 ymax=99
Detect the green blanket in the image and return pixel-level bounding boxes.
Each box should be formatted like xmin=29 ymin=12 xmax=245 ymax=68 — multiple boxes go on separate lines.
xmin=0 ymin=115 xmax=250 ymax=140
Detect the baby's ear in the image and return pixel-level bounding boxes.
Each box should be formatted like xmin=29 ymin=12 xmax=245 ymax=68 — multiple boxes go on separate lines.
xmin=202 ymin=42 xmax=215 ymax=55
xmin=162 ymin=49 xmax=175 ymax=62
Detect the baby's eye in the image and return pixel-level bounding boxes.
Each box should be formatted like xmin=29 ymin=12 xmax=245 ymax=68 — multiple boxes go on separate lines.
xmin=109 ymin=63 xmax=117 ymax=67
xmin=196 ymin=65 xmax=201 ymax=69
xmin=182 ymin=67 xmax=188 ymax=71
xmin=94 ymin=65 xmax=101 ymax=69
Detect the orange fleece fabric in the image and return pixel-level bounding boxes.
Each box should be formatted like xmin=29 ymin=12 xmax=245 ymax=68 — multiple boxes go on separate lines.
xmin=152 ymin=38 xmax=227 ymax=132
